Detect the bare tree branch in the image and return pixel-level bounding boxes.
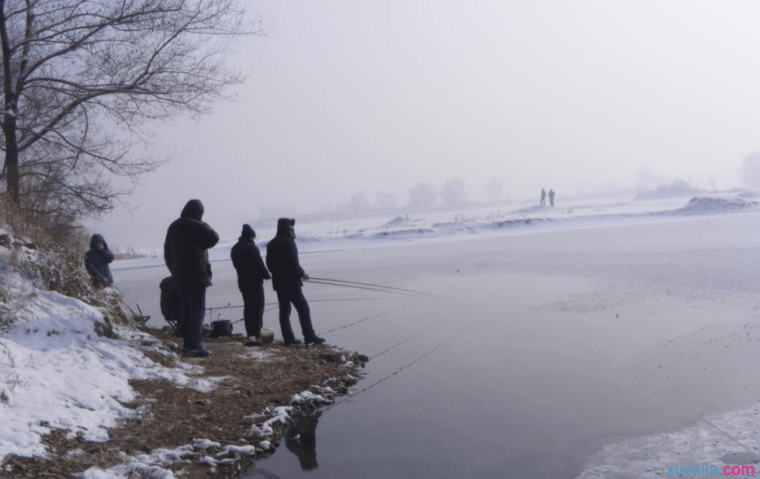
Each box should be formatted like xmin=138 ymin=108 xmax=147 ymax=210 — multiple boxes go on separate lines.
xmin=0 ymin=0 xmax=260 ymax=217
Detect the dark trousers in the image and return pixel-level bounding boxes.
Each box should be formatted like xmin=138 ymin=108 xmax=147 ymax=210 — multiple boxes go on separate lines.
xmin=276 ymin=286 xmax=315 ymax=341
xmin=178 ymin=284 xmax=206 ymax=350
xmin=239 ymin=281 xmax=265 ymax=338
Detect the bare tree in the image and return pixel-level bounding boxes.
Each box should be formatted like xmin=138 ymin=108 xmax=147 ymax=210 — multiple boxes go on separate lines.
xmin=741 ymin=152 xmax=760 ymax=189
xmin=408 ymin=182 xmax=436 ymax=211
xmin=439 ymin=177 xmax=465 ymax=207
xmin=485 ymin=176 xmax=503 ymax=203
xmin=0 ymin=0 xmax=258 ymax=217
xmin=347 ymin=191 xmax=369 ymax=214
xmin=375 ymin=191 xmax=396 ymax=210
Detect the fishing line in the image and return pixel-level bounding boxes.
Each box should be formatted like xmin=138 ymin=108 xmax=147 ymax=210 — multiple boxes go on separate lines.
xmin=230 ymin=306 xmax=278 ymax=325
xmin=206 ymin=298 xmax=388 ymax=313
xmin=369 ymin=326 xmax=431 ymax=360
xmin=309 ymin=277 xmax=446 ymax=300
xmin=111 ymin=263 xmax=166 ymax=272
xmin=112 ymin=248 xmax=342 ymax=272
xmin=310 ymin=298 xmax=396 ymax=303
xmin=323 ymin=327 xmax=465 ymax=411
xmin=306 ymin=279 xmax=416 ymax=297
xmin=318 ymin=306 xmax=406 ymax=335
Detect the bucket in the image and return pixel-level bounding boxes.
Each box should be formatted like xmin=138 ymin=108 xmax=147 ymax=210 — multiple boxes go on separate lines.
xmin=260 ymin=328 xmax=275 ymax=344
xmin=210 ymin=320 xmax=232 ymax=338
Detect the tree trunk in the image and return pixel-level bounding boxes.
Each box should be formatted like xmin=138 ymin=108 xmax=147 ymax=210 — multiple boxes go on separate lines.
xmin=0 ymin=0 xmax=19 ymax=205
xmin=3 ymin=118 xmax=19 ymax=205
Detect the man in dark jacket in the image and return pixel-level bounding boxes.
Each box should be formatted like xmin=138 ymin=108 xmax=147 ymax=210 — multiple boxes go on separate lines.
xmin=164 ymin=199 xmax=219 ymax=356
xmin=231 ymin=224 xmax=271 ymax=346
xmin=84 ymin=234 xmax=114 ymax=289
xmin=265 ymin=218 xmax=325 ymax=346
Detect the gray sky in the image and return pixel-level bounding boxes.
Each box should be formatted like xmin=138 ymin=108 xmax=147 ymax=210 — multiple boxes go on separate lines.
xmin=94 ymin=0 xmax=760 ymax=243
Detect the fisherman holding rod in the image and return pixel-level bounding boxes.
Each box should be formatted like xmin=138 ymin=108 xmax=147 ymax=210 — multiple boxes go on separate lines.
xmin=231 ymin=224 xmax=271 ymax=346
xmin=266 ymin=218 xmax=326 ymax=346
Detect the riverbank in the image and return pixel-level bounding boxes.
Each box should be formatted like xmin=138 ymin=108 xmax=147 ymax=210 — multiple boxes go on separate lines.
xmin=1 ymin=328 xmax=368 ymax=478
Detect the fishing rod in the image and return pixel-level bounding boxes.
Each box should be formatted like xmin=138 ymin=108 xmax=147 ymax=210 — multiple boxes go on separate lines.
xmin=308 ymin=277 xmax=446 ymax=300
xmin=306 ymin=279 xmax=417 ymax=297
xmin=206 ymin=298 xmax=390 ymax=313
xmin=112 ymin=248 xmax=344 ymax=272
xmin=220 ymin=298 xmax=399 ymax=326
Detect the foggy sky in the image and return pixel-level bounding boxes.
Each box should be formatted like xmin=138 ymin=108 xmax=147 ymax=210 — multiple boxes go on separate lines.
xmin=93 ymin=0 xmax=760 ymax=244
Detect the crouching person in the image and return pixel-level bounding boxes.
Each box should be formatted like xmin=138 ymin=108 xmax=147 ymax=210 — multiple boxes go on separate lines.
xmin=164 ymin=199 xmax=219 ymax=357
xmin=84 ymin=234 xmax=114 ymax=289
xmin=231 ymin=224 xmax=271 ymax=346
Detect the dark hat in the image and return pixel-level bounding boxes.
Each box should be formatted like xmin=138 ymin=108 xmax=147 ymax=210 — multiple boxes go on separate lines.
xmin=276 ymin=218 xmax=296 ymax=236
xmin=181 ymin=199 xmax=204 ymax=220
xmin=89 ymin=234 xmax=106 ymax=249
xmin=242 ymin=224 xmax=255 ymax=238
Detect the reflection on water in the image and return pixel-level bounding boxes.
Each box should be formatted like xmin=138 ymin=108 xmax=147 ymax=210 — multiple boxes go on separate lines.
xmin=285 ymin=412 xmax=321 ymax=470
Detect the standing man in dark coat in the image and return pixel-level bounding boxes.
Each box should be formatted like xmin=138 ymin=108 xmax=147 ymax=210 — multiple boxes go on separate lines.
xmin=84 ymin=234 xmax=114 ymax=289
xmin=265 ymin=218 xmax=325 ymax=346
xmin=231 ymin=224 xmax=271 ymax=346
xmin=164 ymin=199 xmax=219 ymax=356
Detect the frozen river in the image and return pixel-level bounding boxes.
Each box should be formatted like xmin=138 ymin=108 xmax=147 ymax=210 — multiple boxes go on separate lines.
xmin=115 ymin=206 xmax=760 ymax=479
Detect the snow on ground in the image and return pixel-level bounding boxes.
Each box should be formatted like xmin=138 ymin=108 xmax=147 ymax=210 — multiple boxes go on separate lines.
xmin=220 ymin=193 xmax=760 ymax=257
xmin=0 ymin=239 xmax=220 ymax=464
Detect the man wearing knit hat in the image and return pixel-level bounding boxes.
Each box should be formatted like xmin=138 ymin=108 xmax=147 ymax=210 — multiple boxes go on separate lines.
xmin=266 ymin=218 xmax=325 ymax=346
xmin=231 ymin=224 xmax=271 ymax=346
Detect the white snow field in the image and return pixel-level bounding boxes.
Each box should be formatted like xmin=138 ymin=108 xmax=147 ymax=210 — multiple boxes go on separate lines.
xmin=4 ymin=192 xmax=760 ymax=478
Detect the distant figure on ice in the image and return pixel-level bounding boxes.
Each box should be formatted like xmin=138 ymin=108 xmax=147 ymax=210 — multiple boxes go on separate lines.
xmin=266 ymin=218 xmax=325 ymax=346
xmin=84 ymin=234 xmax=114 ymax=289
xmin=159 ymin=276 xmax=181 ymax=336
xmin=548 ymin=189 xmax=555 ymax=207
xmin=540 ymin=188 xmax=547 ymax=206
xmin=231 ymin=224 xmax=271 ymax=346
xmin=164 ymin=199 xmax=219 ymax=357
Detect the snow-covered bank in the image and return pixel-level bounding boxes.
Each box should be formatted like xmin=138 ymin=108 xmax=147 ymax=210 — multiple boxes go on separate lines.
xmin=0 ymin=231 xmax=369 ymax=478
xmin=317 ymin=193 xmax=759 ymax=245
xmin=0 ymin=234 xmax=213 ymax=462
xmin=252 ymin=193 xmax=760 ymax=250
xmin=109 ymin=192 xmax=760 ymax=268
